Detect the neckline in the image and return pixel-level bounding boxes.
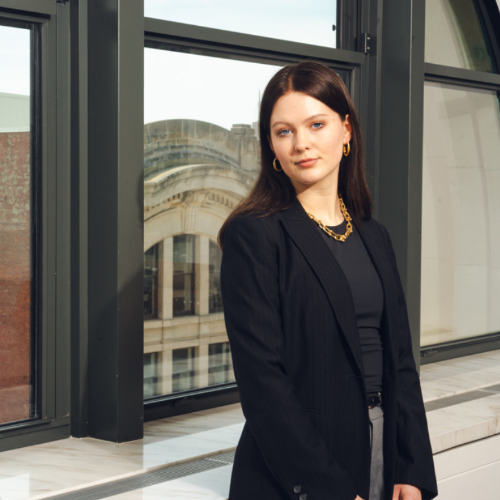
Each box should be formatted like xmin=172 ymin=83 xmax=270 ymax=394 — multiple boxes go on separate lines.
xmin=326 ymin=219 xmax=347 ymax=232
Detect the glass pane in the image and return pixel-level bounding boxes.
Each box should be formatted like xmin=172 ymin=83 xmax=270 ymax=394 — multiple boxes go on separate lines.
xmin=209 ymin=240 xmax=223 ymax=314
xmin=144 ymin=244 xmax=159 ymax=319
xmin=143 ymin=49 xmax=282 ymax=398
xmin=173 ymin=235 xmax=196 ymax=317
xmin=145 ymin=0 xmax=338 ymax=48
xmin=144 ymin=352 xmax=160 ymax=398
xmin=143 ymin=49 xmax=350 ymax=399
xmin=172 ymin=347 xmax=195 ymax=393
xmin=208 ymin=342 xmax=231 ymax=386
xmin=421 ymin=81 xmax=500 ymax=346
xmin=425 ymin=0 xmax=496 ymax=72
xmin=0 ymin=25 xmax=35 ymax=424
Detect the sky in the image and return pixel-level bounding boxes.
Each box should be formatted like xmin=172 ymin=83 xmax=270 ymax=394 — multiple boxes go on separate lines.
xmin=145 ymin=50 xmax=280 ymax=130
xmin=0 ymin=26 xmax=30 ymax=96
xmin=145 ymin=1 xmax=337 ymax=130
xmin=145 ymin=0 xmax=338 ymax=48
xmin=0 ymin=3 xmax=338 ymax=131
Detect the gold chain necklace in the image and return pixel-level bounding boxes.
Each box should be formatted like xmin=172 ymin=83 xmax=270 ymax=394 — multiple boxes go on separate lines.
xmin=306 ymin=196 xmax=353 ymax=243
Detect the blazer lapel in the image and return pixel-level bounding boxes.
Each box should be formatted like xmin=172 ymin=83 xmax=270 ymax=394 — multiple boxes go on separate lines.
xmin=278 ymin=198 xmax=364 ymax=377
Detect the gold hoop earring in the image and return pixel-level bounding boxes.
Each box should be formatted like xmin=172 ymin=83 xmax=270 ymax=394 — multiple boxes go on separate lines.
xmin=343 ymin=142 xmax=351 ymax=157
xmin=273 ymin=158 xmax=283 ymax=172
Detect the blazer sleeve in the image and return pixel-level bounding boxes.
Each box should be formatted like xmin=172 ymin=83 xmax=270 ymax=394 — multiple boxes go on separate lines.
xmin=381 ymin=226 xmax=438 ymax=500
xmin=221 ymin=214 xmax=358 ymax=500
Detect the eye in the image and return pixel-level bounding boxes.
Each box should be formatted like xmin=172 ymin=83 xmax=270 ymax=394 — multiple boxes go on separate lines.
xmin=311 ymin=122 xmax=324 ymax=130
xmin=277 ymin=128 xmax=291 ymax=136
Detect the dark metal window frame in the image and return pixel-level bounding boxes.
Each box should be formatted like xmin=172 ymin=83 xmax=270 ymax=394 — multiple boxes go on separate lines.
xmin=420 ymin=0 xmax=500 ymax=365
xmin=0 ymin=0 xmax=71 ymax=451
xmin=0 ymin=13 xmax=40 ymax=427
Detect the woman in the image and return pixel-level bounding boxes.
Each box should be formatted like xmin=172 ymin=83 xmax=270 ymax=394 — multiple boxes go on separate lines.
xmin=218 ymin=61 xmax=437 ymax=500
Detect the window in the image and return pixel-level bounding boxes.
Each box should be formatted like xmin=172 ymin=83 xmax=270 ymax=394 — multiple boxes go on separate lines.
xmin=425 ymin=0 xmax=496 ymax=72
xmin=144 ymin=353 xmax=160 ymax=398
xmin=208 ymin=342 xmax=232 ymax=386
xmin=209 ymin=240 xmax=223 ymax=314
xmin=421 ymin=0 xmax=500 ymax=355
xmin=144 ymin=0 xmax=339 ymax=48
xmin=173 ymin=235 xmax=196 ymax=317
xmin=144 ymin=244 xmax=159 ymax=319
xmin=172 ymin=347 xmax=195 ymax=393
xmin=142 ymin=51 xmax=280 ymax=403
xmin=0 ymin=1 xmax=72 ymax=448
xmin=142 ymin=0 xmax=365 ymax=417
xmin=421 ymin=82 xmax=500 ymax=346
xmin=0 ymin=23 xmax=36 ymax=425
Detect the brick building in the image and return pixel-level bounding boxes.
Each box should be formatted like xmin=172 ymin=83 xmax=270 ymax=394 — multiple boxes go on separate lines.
xmin=0 ymin=92 xmax=31 ymax=424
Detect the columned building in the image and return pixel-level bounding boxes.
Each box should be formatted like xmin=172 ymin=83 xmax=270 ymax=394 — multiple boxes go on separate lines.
xmin=142 ymin=119 xmax=259 ymax=398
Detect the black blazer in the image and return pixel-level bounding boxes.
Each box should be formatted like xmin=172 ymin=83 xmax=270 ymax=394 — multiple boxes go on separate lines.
xmin=220 ymin=197 xmax=437 ymax=500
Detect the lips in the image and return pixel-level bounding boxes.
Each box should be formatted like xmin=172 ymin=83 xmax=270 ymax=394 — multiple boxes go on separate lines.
xmin=296 ymin=158 xmax=318 ymax=168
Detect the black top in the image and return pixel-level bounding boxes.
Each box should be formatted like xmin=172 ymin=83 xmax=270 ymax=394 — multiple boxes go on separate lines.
xmin=316 ymin=219 xmax=384 ymax=394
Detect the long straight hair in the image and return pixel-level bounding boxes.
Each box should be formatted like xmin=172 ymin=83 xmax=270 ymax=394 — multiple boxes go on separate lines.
xmin=218 ymin=61 xmax=372 ymax=248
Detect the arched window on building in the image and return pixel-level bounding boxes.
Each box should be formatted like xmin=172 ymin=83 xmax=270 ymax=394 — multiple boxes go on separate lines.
xmin=144 ymin=243 xmax=159 ymax=320
xmin=209 ymin=239 xmax=223 ymax=314
xmin=208 ymin=342 xmax=231 ymax=386
xmin=173 ymin=234 xmax=196 ymax=317
xmin=172 ymin=347 xmax=196 ymax=393
xmin=144 ymin=352 xmax=159 ymax=398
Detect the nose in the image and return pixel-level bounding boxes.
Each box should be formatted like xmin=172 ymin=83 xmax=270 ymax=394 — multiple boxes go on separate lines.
xmin=293 ymin=129 xmax=310 ymax=152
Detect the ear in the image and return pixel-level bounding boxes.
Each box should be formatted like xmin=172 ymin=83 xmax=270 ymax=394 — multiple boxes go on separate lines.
xmin=343 ymin=114 xmax=352 ymax=143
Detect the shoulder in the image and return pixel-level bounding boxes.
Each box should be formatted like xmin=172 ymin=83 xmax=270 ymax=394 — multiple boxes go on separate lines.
xmin=225 ymin=212 xmax=281 ymax=238
xmin=224 ymin=212 xmax=282 ymax=250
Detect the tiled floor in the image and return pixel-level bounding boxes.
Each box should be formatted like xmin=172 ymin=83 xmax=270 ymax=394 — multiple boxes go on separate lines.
xmin=2 ymin=350 xmax=500 ymax=500
xmin=421 ymin=350 xmax=500 ymax=453
xmin=0 ymin=405 xmax=244 ymax=500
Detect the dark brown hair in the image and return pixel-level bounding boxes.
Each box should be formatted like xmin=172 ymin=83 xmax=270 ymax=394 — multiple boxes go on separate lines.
xmin=218 ymin=60 xmax=372 ymax=248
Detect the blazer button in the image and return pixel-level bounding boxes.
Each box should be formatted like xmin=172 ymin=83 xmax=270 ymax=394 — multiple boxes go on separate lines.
xmin=293 ymin=485 xmax=301 ymax=493
xmin=299 ymin=494 xmax=307 ymax=500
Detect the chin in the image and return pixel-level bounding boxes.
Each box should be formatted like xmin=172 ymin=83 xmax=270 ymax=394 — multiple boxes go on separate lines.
xmin=298 ymin=172 xmax=328 ymax=184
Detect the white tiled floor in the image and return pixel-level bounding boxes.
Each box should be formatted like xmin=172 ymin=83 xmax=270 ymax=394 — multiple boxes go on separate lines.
xmin=0 ymin=405 xmax=244 ymax=500
xmin=2 ymin=350 xmax=500 ymax=500
xmin=421 ymin=350 xmax=500 ymax=401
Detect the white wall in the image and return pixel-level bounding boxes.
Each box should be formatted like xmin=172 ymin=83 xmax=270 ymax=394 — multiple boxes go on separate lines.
xmin=0 ymin=92 xmax=29 ymax=133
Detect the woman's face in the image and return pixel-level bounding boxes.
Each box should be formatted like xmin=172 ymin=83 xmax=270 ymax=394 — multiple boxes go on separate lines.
xmin=268 ymin=91 xmax=351 ymax=194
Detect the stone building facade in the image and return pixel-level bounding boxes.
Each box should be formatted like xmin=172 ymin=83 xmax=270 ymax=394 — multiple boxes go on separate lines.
xmin=143 ymin=119 xmax=259 ymax=397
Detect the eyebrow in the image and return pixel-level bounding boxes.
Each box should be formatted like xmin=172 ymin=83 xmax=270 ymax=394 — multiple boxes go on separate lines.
xmin=271 ymin=113 xmax=329 ymax=129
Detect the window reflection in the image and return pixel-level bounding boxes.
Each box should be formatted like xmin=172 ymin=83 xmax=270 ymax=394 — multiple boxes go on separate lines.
xmin=421 ymin=82 xmax=500 ymax=345
xmin=144 ymin=244 xmax=159 ymax=319
xmin=172 ymin=347 xmax=195 ymax=393
xmin=145 ymin=0 xmax=338 ymax=48
xmin=209 ymin=342 xmax=231 ymax=386
xmin=142 ymin=52 xmax=356 ymax=399
xmin=425 ymin=0 xmax=496 ymax=72
xmin=209 ymin=240 xmax=223 ymax=314
xmin=173 ymin=235 xmax=196 ymax=317
xmin=144 ymin=353 xmax=159 ymax=398
xmin=143 ymin=51 xmax=282 ymax=400
xmin=0 ymin=25 xmax=34 ymax=425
